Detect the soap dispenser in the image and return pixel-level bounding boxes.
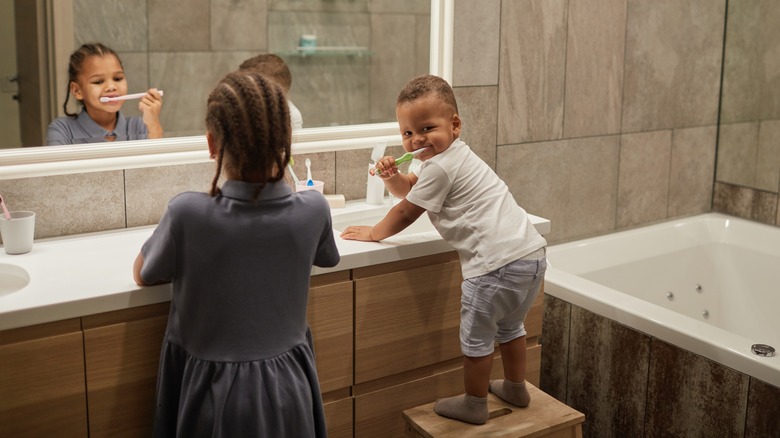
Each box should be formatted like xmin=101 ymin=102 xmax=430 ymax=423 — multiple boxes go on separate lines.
xmin=366 ymin=141 xmax=387 ymax=205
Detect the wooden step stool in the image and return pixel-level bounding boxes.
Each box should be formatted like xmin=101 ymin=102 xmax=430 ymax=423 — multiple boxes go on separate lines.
xmin=402 ymin=383 xmax=584 ymax=438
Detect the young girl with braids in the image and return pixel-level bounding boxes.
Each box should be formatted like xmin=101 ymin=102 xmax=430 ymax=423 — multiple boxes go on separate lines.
xmin=133 ymin=71 xmax=339 ymax=437
xmin=47 ymin=43 xmax=163 ymax=145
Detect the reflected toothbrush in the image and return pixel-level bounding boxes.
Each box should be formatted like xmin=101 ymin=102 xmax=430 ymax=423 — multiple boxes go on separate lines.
xmin=100 ymin=90 xmax=164 ymax=103
xmin=373 ymin=147 xmax=428 ymax=175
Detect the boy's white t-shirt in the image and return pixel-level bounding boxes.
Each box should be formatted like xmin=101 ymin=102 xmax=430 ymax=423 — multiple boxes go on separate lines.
xmin=406 ymin=138 xmax=546 ymax=279
xmin=289 ymin=100 xmax=303 ymax=130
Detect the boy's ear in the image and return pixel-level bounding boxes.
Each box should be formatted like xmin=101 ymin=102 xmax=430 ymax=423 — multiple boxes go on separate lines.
xmin=451 ymin=113 xmax=462 ymax=136
xmin=69 ymin=82 xmax=83 ymax=100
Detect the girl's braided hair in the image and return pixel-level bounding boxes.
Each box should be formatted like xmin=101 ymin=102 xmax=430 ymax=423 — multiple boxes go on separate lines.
xmin=64 ymin=43 xmax=122 ymax=117
xmin=206 ymin=71 xmax=291 ymax=201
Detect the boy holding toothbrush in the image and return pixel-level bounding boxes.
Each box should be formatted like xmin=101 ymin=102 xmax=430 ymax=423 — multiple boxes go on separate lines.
xmin=340 ymin=74 xmax=547 ymax=425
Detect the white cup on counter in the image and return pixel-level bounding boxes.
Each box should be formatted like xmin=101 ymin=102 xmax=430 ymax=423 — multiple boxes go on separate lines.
xmin=0 ymin=211 xmax=36 ymax=255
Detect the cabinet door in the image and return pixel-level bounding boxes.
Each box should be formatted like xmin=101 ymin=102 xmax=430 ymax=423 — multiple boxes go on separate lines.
xmin=354 ymin=253 xmax=463 ymax=383
xmin=308 ymin=271 xmax=353 ymax=393
xmin=82 ymin=303 xmax=169 ymax=438
xmin=0 ymin=319 xmax=88 ymax=437
xmin=324 ymin=395 xmax=353 ymax=438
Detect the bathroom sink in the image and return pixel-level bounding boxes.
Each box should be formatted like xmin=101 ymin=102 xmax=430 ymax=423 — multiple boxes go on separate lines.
xmin=0 ymin=263 xmax=30 ymax=296
xmin=331 ymin=206 xmax=438 ymax=237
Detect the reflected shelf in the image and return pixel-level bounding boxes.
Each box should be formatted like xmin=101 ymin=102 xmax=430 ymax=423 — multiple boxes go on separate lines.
xmin=277 ymin=47 xmax=373 ymax=58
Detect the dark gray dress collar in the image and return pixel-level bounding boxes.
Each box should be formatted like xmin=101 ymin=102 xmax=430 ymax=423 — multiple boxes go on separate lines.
xmin=219 ymin=179 xmax=292 ymax=202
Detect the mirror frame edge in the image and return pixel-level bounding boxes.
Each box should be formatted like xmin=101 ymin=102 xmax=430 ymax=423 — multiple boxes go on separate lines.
xmin=0 ymin=0 xmax=454 ymax=181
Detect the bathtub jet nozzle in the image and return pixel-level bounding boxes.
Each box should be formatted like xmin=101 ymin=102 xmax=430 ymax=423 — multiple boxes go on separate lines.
xmin=751 ymin=344 xmax=775 ymax=357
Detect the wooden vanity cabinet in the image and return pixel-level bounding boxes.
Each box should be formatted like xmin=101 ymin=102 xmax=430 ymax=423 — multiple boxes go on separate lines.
xmin=0 ymin=319 xmax=88 ymax=438
xmin=78 ymin=271 xmax=353 ymax=438
xmin=352 ymin=252 xmax=545 ymax=438
xmin=82 ymin=302 xmax=169 ymax=438
xmin=309 ymin=271 xmax=355 ymax=438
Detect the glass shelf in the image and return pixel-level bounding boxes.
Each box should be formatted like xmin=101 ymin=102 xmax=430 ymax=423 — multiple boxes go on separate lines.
xmin=277 ymin=47 xmax=373 ymax=58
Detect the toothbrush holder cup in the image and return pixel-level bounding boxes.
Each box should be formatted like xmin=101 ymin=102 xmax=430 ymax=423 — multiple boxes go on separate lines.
xmin=0 ymin=211 xmax=36 ymax=255
xmin=296 ymin=180 xmax=324 ymax=194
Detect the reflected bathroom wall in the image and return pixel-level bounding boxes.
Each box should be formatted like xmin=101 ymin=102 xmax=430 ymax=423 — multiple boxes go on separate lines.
xmin=6 ymin=0 xmax=429 ymax=146
xmin=716 ymin=1 xmax=780 ymax=194
xmin=73 ymin=0 xmax=429 ymax=136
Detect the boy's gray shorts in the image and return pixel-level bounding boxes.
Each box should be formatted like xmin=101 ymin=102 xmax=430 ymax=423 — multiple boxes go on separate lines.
xmin=459 ymin=248 xmax=547 ymax=357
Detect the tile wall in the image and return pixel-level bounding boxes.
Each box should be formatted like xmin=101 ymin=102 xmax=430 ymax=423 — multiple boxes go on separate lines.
xmin=0 ymin=0 xmax=757 ymax=245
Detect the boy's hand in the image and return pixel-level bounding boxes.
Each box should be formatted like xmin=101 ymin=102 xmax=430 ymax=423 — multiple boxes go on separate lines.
xmin=340 ymin=226 xmax=377 ymax=241
xmin=371 ymin=156 xmax=399 ymax=180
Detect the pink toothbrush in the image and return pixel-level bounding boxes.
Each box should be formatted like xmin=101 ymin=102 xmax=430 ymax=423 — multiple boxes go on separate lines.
xmin=100 ymin=90 xmax=164 ymax=103
xmin=0 ymin=194 xmax=11 ymax=220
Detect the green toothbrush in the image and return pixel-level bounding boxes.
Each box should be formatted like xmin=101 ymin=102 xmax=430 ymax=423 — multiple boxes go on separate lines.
xmin=374 ymin=147 xmax=428 ymax=175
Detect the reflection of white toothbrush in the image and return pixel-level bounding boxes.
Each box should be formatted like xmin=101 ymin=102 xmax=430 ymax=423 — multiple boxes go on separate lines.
xmin=100 ymin=90 xmax=164 ymax=103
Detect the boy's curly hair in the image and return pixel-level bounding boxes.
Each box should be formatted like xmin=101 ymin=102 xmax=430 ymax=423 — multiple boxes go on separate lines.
xmin=396 ymin=74 xmax=459 ymax=114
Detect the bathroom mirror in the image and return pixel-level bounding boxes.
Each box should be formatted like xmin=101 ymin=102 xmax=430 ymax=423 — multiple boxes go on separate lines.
xmin=715 ymin=1 xmax=780 ymax=194
xmin=0 ymin=0 xmax=451 ymax=178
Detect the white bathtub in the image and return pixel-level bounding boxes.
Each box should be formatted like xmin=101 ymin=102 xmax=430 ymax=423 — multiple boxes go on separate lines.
xmin=545 ymin=213 xmax=780 ymax=387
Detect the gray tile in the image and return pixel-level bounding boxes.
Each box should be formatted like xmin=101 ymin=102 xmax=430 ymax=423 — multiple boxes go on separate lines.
xmin=115 ymin=52 xmax=149 ymax=120
xmin=270 ymin=0 xmax=367 ymax=13
xmin=334 ymin=146 xmax=404 ymax=201
xmin=567 ymin=306 xmax=650 ymax=438
xmin=713 ymin=183 xmax=779 ymax=225
xmin=622 ymin=0 xmax=725 ymax=132
xmin=668 ymin=126 xmax=717 ymax=217
xmin=539 ymin=294 xmax=570 ymax=403
xmin=149 ymin=52 xmax=256 ymax=136
xmin=0 ymin=172 xmax=125 ymax=240
xmin=454 ymin=86 xmax=498 ymax=169
xmin=415 ymin=15 xmax=431 ymax=75
xmin=563 ymin=0 xmax=626 ymax=138
xmin=368 ymin=0 xmax=429 ymax=15
xmin=124 ymin=163 xmax=215 ymax=227
xmin=148 ymin=0 xmax=210 ymax=51
xmin=745 ymin=378 xmax=780 ymax=437
xmin=646 ymin=339 xmax=749 ymax=437
xmin=370 ymin=13 xmax=428 ymax=124
xmin=617 ymin=130 xmax=672 ymax=228
xmin=756 ymin=119 xmax=780 ymax=193
xmin=211 ymin=0 xmax=269 ymax=50
xmin=73 ymin=0 xmax=148 ymax=51
xmin=269 ymin=11 xmax=374 ymax=127
xmin=497 ymin=0 xmax=567 ymax=144
xmin=717 ymin=122 xmax=759 ymax=188
xmin=720 ymin=0 xmax=780 ymax=124
xmin=498 ymin=136 xmax=620 ymax=244
xmin=289 ymin=152 xmax=336 ymax=195
xmin=452 ymin=0 xmax=500 ymax=87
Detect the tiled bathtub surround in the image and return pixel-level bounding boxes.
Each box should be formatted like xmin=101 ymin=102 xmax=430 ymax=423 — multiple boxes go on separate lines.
xmin=541 ymin=295 xmax=780 ymax=437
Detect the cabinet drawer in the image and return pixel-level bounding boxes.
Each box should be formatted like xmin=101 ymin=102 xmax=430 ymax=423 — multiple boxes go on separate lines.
xmin=309 ymin=279 xmax=354 ymax=393
xmin=355 ymin=260 xmax=463 ymax=383
xmin=324 ymin=396 xmax=353 ymax=438
xmin=0 ymin=325 xmax=88 ymax=437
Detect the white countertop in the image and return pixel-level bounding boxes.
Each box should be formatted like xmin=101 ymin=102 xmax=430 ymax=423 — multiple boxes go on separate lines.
xmin=0 ymin=201 xmax=550 ymax=331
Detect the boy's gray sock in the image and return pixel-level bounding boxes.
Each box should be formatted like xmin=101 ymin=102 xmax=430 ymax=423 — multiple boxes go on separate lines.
xmin=433 ymin=394 xmax=489 ymax=425
xmin=489 ymin=379 xmax=530 ymax=407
